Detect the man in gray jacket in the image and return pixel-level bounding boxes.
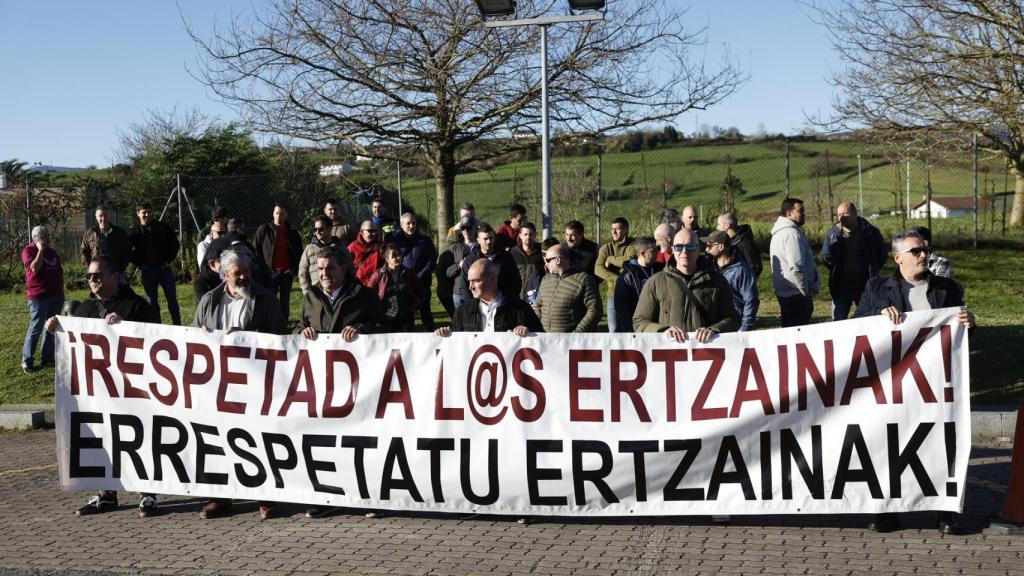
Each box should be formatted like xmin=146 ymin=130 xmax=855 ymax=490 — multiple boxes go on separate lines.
xmin=769 ymin=198 xmax=820 ymax=327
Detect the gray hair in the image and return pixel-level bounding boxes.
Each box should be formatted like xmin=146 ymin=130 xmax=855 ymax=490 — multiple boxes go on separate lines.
xmin=219 ymin=248 xmax=252 ymax=275
xmin=400 ymin=212 xmax=415 ymax=224
xmin=892 ymin=229 xmax=925 ymax=253
xmin=718 ymin=211 xmax=737 ymax=229
xmin=30 ymin=225 xmax=49 ymax=242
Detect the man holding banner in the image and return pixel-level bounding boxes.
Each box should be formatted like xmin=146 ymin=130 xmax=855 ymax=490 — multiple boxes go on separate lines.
xmin=46 ymin=255 xmax=160 ymax=517
xmin=435 ymin=259 xmax=542 ymax=337
xmin=854 ymin=228 xmax=975 ymax=534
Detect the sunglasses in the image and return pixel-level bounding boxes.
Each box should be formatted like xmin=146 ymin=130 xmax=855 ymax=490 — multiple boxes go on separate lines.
xmin=314 ymin=227 xmax=326 ymax=232
xmin=673 ymin=243 xmax=701 ymax=253
xmin=361 ymin=229 xmax=377 ymax=234
xmin=901 ymin=246 xmax=933 ymax=256
xmin=544 ymin=256 xmax=561 ymax=263
xmin=84 ymin=272 xmax=104 ymax=281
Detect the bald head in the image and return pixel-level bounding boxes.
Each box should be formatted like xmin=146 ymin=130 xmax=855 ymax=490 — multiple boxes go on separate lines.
xmin=672 ymin=228 xmax=700 ymax=275
xmin=467 ymin=258 xmax=498 ymax=301
xmin=654 ymin=223 xmax=675 ymax=252
xmin=681 ymin=206 xmax=698 ymax=231
xmin=837 ymin=202 xmax=859 ymax=230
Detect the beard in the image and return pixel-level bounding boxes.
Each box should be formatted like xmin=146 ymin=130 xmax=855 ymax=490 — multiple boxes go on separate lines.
xmin=232 ymin=283 xmax=251 ymax=300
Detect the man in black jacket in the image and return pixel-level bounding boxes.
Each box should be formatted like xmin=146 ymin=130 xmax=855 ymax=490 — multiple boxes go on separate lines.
xmin=45 ymin=256 xmax=160 ymax=518
xmin=253 ymin=202 xmax=303 ymax=324
xmin=853 ymin=229 xmax=974 ymax=536
xmin=129 ymin=203 xmax=181 ymax=324
xmin=436 ymin=259 xmax=542 ymax=336
xmin=462 ymin=224 xmax=521 ymax=301
xmin=716 ymin=211 xmax=762 ymax=277
xmin=823 ymin=202 xmax=888 ymax=320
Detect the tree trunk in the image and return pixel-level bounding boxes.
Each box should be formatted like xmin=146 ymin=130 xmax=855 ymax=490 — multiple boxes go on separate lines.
xmin=431 ymin=150 xmax=457 ymax=247
xmin=1011 ymin=164 xmax=1024 ymax=228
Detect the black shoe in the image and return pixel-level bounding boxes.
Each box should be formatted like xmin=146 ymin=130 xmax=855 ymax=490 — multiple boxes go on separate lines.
xmin=21 ymin=360 xmax=35 ymax=374
xmin=868 ymin=513 xmax=900 ymax=533
xmin=938 ymin=512 xmax=962 ymax=535
xmin=138 ymin=495 xmax=158 ymax=518
xmin=76 ymin=492 xmax=118 ymax=516
xmin=306 ymin=506 xmax=337 ymax=519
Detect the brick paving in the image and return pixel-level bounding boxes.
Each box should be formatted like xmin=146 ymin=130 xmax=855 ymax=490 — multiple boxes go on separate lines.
xmin=0 ymin=430 xmax=1019 ymax=576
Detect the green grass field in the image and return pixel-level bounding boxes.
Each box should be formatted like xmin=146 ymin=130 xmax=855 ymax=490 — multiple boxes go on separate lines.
xmin=2 ymin=245 xmax=1021 ymax=406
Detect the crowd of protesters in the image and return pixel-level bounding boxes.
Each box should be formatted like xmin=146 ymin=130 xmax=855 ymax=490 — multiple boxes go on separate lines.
xmin=22 ymin=196 xmax=976 ymax=532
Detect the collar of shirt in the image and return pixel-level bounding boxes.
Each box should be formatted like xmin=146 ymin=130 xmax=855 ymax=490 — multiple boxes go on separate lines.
xmin=326 ymin=286 xmax=343 ymax=305
xmin=478 ymin=292 xmax=505 ymax=332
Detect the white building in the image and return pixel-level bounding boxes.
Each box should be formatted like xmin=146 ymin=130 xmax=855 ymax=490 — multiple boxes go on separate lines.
xmin=909 ymin=197 xmax=976 ymax=219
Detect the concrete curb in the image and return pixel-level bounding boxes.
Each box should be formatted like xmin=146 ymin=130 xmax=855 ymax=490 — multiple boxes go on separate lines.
xmin=1 ymin=403 xmax=1018 ymax=442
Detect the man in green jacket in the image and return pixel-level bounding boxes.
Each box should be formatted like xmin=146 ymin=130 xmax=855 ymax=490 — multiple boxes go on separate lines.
xmin=535 ymin=243 xmax=602 ymax=333
xmin=595 ymin=216 xmax=636 ymax=332
xmin=632 ymin=228 xmax=740 ymax=342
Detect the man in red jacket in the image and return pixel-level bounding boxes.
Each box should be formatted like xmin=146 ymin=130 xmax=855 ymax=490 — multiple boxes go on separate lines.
xmin=348 ymin=220 xmax=383 ymax=284
xmin=495 ymin=203 xmax=526 ymax=251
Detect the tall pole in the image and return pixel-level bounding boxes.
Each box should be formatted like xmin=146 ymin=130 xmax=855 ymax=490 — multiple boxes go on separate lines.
xmin=396 ymin=160 xmax=403 ymax=216
xmin=973 ymin=133 xmax=979 ymax=248
xmin=595 ymin=152 xmax=603 ymax=242
xmin=177 ymin=173 xmax=184 ymax=249
xmin=857 ymin=154 xmax=864 ymax=211
xmin=906 ymin=159 xmax=911 ymax=217
xmin=540 ymin=24 xmax=552 ymax=240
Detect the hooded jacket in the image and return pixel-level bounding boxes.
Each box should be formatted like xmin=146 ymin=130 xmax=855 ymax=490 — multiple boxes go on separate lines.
xmin=769 ymin=216 xmax=820 ymax=298
xmin=718 ymin=257 xmax=759 ymax=332
xmin=632 ymin=265 xmax=740 ymax=334
xmin=613 ymin=259 xmax=663 ymax=333
xmin=595 ymin=236 xmax=637 ymax=292
xmin=730 ymin=224 xmax=762 ymax=277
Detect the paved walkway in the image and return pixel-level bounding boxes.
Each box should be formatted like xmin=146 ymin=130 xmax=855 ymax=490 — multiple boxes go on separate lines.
xmin=0 ymin=430 xmax=1019 ymax=576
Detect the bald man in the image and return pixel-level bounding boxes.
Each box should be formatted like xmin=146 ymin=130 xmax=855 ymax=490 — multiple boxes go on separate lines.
xmin=821 ymin=202 xmax=887 ymax=320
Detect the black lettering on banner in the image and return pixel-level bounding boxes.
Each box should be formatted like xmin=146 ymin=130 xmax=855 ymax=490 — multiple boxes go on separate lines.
xmin=707 ymin=435 xmax=754 ymax=501
xmin=572 ymin=440 xmax=619 ymax=505
xmin=831 ymin=424 xmax=882 ymax=499
xmin=110 ymin=414 xmax=147 ymax=480
xmin=192 ymin=423 xmax=228 ymax=486
xmin=780 ymin=426 xmax=824 ymax=500
xmin=460 ymin=438 xmax=499 ymax=505
xmin=152 ymin=415 xmax=190 ymax=483
xmin=341 ymin=436 xmax=378 ymax=499
xmin=227 ymin=428 xmax=267 ymax=488
xmin=526 ymin=440 xmax=568 ymax=506
xmin=618 ymin=440 xmax=659 ymax=502
xmin=302 ymin=434 xmax=345 ymax=495
xmin=663 ymin=439 xmax=703 ymax=501
xmin=887 ymin=422 xmax=937 ymax=498
xmin=262 ymin=433 xmax=298 ymax=490
xmin=380 ymin=438 xmax=423 ymax=502
xmin=760 ymin=431 xmax=772 ymax=500
xmin=417 ymin=438 xmax=455 ymax=502
xmin=70 ymin=411 xmax=105 ymax=478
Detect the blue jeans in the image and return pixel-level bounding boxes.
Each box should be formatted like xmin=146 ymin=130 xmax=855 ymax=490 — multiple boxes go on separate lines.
xmin=607 ymin=296 xmax=617 ymax=333
xmin=778 ymin=294 xmax=814 ymax=328
xmin=452 ymin=293 xmax=467 ymax=312
xmin=141 ymin=266 xmax=181 ymax=325
xmin=23 ymin=294 xmax=64 ymax=366
xmin=270 ymin=271 xmax=294 ymax=324
xmin=830 ymin=289 xmax=861 ymax=321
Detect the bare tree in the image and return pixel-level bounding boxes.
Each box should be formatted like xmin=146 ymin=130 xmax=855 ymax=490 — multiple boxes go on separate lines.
xmin=187 ymin=0 xmax=745 ymax=244
xmin=815 ymin=0 xmax=1024 ymax=227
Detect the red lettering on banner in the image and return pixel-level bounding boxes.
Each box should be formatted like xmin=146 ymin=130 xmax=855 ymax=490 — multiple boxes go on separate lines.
xmin=777 ymin=345 xmax=790 ymax=413
xmin=434 ymin=357 xmax=464 ymax=421
xmin=81 ymin=333 xmax=118 ymax=398
xmin=512 ymin=348 xmax=546 ymax=422
xmin=841 ymin=335 xmax=885 ymax=405
xmin=466 ymin=344 xmax=507 ymax=425
xmin=796 ymin=341 xmax=835 ymax=410
xmin=652 ymin=349 xmax=687 ymax=422
xmin=218 ymin=345 xmax=250 ymax=414
xmin=280 ymin=349 xmax=317 ymax=417
xmin=149 ymin=339 xmax=179 ymax=406
xmin=323 ymin=350 xmax=359 ymax=418
xmin=254 ymin=348 xmax=287 ymax=416
xmin=611 ymin=349 xmax=651 ymax=422
xmin=70 ymin=335 xmax=80 ymax=395
xmin=569 ymin=349 xmax=603 ymax=422
xmin=691 ymin=348 xmax=726 ymax=421
xmin=730 ymin=348 xmax=774 ymax=417
xmin=183 ymin=342 xmax=214 ymax=409
xmin=890 ymin=327 xmax=936 ymax=404
xmin=116 ymin=336 xmax=149 ymax=399
xmin=377 ymin=349 xmax=414 ymax=419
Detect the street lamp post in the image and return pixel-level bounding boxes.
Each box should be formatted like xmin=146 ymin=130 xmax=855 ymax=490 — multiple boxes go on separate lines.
xmin=478 ymin=7 xmax=605 ymax=240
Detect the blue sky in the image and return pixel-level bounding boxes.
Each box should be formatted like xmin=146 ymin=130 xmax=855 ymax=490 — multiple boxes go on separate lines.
xmin=0 ymin=1 xmax=838 ymax=168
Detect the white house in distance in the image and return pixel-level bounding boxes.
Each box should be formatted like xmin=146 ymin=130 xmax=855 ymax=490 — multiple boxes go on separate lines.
xmin=909 ymin=196 xmax=976 ymax=219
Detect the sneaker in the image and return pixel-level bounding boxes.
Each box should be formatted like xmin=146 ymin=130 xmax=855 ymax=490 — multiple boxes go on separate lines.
xmin=21 ymin=360 xmax=35 ymax=374
xmin=138 ymin=495 xmax=158 ymax=518
xmin=364 ymin=510 xmax=382 ymax=518
xmin=306 ymin=506 xmax=336 ymax=519
xmin=517 ymin=516 xmax=532 ymax=525
xmin=76 ymin=492 xmax=117 ymax=516
xmin=199 ymin=500 xmax=233 ymax=519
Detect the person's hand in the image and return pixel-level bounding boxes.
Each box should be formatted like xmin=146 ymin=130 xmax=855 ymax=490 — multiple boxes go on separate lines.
xmin=341 ymin=325 xmax=360 ymax=342
xmin=35 ymin=240 xmax=46 ymax=252
xmin=104 ymin=312 xmax=122 ymax=325
xmin=225 ymin=327 xmax=239 ymax=334
xmin=511 ymin=325 xmax=528 ymax=337
xmin=881 ymin=306 xmax=903 ymax=325
xmin=665 ymin=326 xmax=687 ymax=343
xmin=434 ymin=326 xmax=451 ymax=337
xmin=301 ymin=326 xmax=318 ymax=340
xmin=45 ymin=316 xmax=59 ymax=334
xmin=957 ymin=307 xmax=976 ymax=329
xmin=694 ymin=327 xmax=716 ymax=343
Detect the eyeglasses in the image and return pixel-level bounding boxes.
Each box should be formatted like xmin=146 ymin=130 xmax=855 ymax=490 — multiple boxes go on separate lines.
xmin=85 ymin=272 xmax=104 ymax=281
xmin=900 ymin=246 xmax=933 ymax=257
xmin=361 ymin=229 xmax=377 ymax=234
xmin=544 ymin=256 xmax=561 ymax=263
xmin=673 ymin=243 xmax=701 ymax=253
xmin=313 ymin=227 xmax=326 ymax=232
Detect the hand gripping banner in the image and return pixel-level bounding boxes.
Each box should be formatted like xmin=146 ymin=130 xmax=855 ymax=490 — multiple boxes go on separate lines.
xmin=55 ymin=308 xmax=970 ymax=516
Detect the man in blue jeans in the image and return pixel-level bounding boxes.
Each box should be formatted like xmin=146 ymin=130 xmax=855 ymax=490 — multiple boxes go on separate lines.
xmin=254 ymin=203 xmax=303 ymax=324
xmin=21 ymin=225 xmax=64 ymax=373
xmin=128 ymin=203 xmax=181 ymax=324
xmin=821 ymin=202 xmax=887 ymax=321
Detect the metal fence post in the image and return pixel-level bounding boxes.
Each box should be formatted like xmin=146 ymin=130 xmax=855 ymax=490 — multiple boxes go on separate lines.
xmin=785 ymin=138 xmax=790 ymax=198
xmin=857 ymin=154 xmax=864 ymax=212
xmin=397 ymin=160 xmax=403 ymax=217
xmin=595 ymin=152 xmax=602 ymax=244
xmin=973 ymin=133 xmax=978 ymax=248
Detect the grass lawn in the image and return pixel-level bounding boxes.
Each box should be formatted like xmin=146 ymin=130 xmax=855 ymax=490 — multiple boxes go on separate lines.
xmin=1 ymin=246 xmax=1021 ymax=406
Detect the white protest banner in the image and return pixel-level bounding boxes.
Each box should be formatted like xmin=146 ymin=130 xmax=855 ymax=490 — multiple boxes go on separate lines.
xmin=55 ymin=307 xmax=969 ymax=516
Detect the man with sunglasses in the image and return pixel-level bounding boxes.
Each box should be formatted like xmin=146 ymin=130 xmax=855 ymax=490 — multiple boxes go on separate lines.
xmin=534 ymin=243 xmax=601 ymax=333
xmin=853 ymin=229 xmax=974 ymax=535
xmin=633 ymin=228 xmax=739 ymax=342
xmin=46 ymin=256 xmax=160 ymax=517
xmin=299 ymin=215 xmax=353 ymax=295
